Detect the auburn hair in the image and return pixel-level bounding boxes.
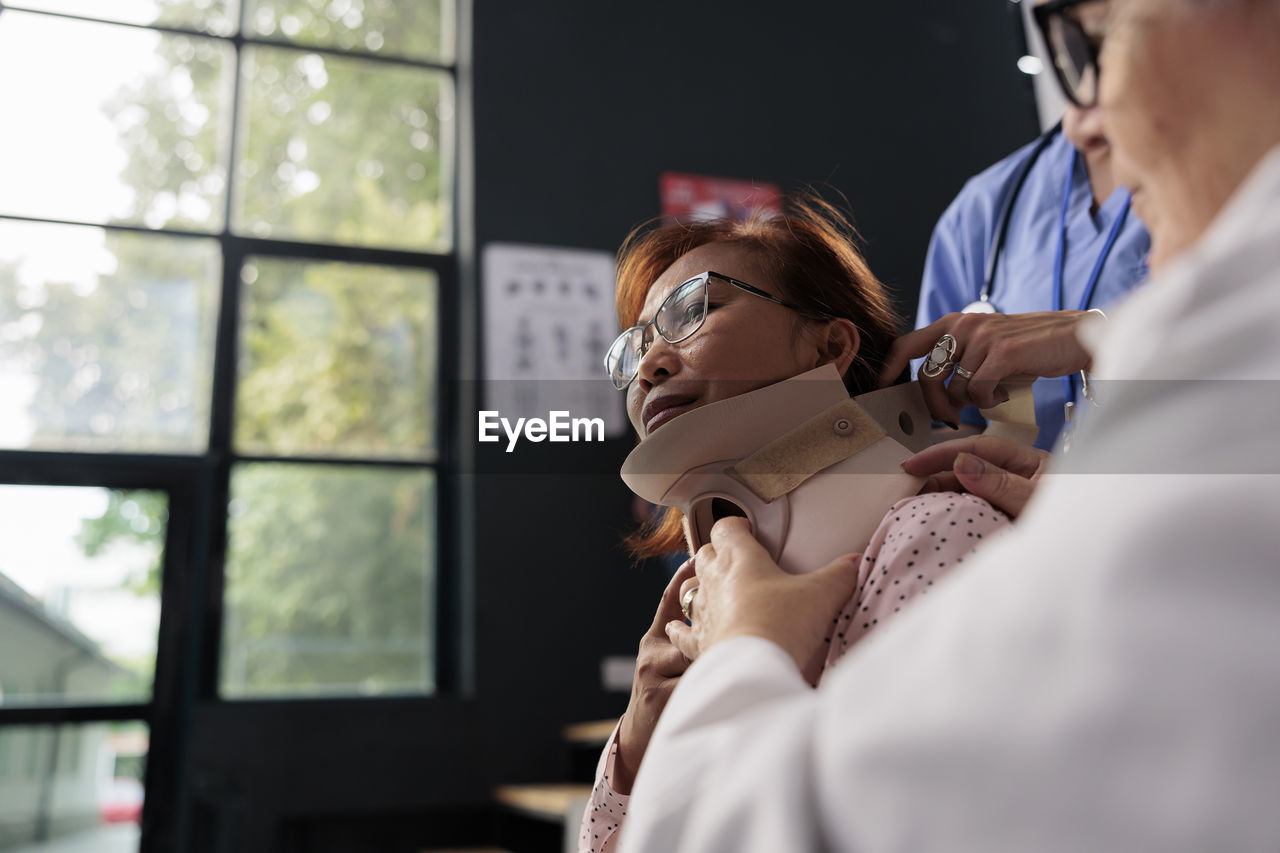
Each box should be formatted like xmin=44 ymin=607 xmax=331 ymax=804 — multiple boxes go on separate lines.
xmin=618 ymin=192 xmax=902 ymax=559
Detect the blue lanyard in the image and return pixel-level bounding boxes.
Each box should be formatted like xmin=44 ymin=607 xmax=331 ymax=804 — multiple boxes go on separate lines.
xmin=1052 ymin=152 xmax=1131 ymax=406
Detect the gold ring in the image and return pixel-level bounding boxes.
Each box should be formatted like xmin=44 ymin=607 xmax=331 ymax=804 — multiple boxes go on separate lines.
xmin=680 ymin=586 xmax=699 ymax=622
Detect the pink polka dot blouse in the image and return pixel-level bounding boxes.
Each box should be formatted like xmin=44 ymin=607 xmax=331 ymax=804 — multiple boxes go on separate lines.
xmin=579 ymin=491 xmax=1011 ymax=853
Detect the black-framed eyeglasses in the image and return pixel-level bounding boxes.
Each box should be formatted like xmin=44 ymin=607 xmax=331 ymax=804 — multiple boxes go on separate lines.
xmin=1033 ymin=0 xmax=1106 ymax=108
xmin=603 ymin=270 xmax=821 ymax=390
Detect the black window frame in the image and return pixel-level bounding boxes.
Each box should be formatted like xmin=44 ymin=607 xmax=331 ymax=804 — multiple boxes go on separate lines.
xmin=0 ymin=3 xmax=466 ymax=850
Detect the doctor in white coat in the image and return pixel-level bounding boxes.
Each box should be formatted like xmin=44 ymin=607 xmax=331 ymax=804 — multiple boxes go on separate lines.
xmin=620 ymin=1 xmax=1280 ymax=850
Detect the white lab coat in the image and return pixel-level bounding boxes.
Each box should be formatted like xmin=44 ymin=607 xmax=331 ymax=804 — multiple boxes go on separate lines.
xmin=619 ymin=146 xmax=1280 ymax=853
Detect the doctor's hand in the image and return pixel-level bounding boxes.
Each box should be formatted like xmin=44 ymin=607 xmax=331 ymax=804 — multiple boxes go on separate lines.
xmin=665 ymin=518 xmax=861 ymax=683
xmin=879 ymin=310 xmax=1098 ymax=427
xmin=614 ymin=559 xmax=697 ymax=795
xmin=903 ymin=433 xmax=1051 ymax=519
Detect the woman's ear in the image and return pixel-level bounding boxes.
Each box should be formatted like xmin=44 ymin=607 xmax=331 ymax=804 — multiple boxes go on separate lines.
xmin=816 ymin=318 xmax=861 ymax=377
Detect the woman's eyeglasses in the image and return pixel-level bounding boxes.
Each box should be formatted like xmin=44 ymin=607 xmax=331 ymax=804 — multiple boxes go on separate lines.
xmin=603 ymin=270 xmax=818 ymax=390
xmin=1033 ymin=0 xmax=1107 ymax=108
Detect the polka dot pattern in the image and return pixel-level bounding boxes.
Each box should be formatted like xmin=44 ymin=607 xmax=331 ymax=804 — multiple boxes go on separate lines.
xmin=822 ymin=492 xmax=1009 ymax=672
xmin=579 ymin=725 xmax=628 ymax=852
xmin=578 ymin=491 xmax=1010 ymax=852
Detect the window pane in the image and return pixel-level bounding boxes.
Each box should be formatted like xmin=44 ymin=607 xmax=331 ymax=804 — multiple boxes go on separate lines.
xmin=0 ymin=11 xmax=234 ymax=230
xmin=0 ymin=722 xmax=146 ymax=851
xmin=0 ymin=487 xmax=164 ymax=706
xmin=9 ymin=0 xmax=239 ymax=36
xmin=221 ymin=464 xmax=435 ymax=699
xmin=233 ymin=46 xmax=454 ymax=251
xmin=244 ymin=0 xmax=453 ymax=63
xmin=0 ymin=222 xmax=220 ymax=453
xmin=234 ymin=257 xmax=437 ymax=459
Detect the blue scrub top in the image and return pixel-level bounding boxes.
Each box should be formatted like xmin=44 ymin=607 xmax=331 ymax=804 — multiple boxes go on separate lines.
xmin=917 ymin=130 xmax=1151 ymax=450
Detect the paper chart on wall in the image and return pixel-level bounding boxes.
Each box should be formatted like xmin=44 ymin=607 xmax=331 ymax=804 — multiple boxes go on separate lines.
xmin=482 ymin=243 xmax=625 ymax=437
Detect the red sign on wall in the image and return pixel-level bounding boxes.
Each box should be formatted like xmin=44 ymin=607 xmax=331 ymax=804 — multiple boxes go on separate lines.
xmin=659 ymin=172 xmax=783 ymax=223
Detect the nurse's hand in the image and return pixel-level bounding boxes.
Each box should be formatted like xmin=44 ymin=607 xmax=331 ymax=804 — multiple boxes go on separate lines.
xmin=614 ymin=559 xmax=697 ymax=794
xmin=665 ymin=518 xmax=861 ymax=682
xmin=879 ymin=310 xmax=1097 ymax=427
xmin=902 ymin=433 xmax=1050 ymax=519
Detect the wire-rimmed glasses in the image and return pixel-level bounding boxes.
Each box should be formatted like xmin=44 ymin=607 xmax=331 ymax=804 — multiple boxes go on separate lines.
xmin=603 ymin=270 xmax=818 ymax=390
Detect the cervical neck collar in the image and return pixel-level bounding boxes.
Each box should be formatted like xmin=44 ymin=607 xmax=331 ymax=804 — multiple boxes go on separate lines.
xmin=622 ymin=364 xmax=1034 ymax=575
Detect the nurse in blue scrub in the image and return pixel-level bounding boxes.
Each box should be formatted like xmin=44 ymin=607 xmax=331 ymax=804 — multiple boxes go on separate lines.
xmin=884 ymin=95 xmax=1151 ymax=451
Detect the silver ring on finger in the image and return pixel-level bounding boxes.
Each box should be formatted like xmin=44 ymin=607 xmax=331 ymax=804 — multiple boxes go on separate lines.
xmin=952 ymin=364 xmax=975 ymax=380
xmin=680 ymin=586 xmax=699 ymax=622
xmin=921 ymin=334 xmax=958 ymax=378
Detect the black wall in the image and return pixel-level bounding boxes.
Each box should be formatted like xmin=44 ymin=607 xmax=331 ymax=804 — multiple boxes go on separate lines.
xmin=182 ymin=2 xmax=1039 ymax=849
xmin=474 ymin=1 xmax=1038 ymax=313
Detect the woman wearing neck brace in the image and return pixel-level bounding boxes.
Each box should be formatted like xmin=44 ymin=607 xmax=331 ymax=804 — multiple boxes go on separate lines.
xmin=579 ymin=197 xmax=1047 ymax=853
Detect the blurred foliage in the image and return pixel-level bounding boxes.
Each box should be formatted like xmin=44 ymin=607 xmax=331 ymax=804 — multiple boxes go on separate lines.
xmin=235 ymin=257 xmax=437 ymax=457
xmin=78 ymin=490 xmax=170 ymax=597
xmin=245 ymin=0 xmax=448 ymax=62
xmin=234 ymin=46 xmax=451 ymax=249
xmin=9 ymin=0 xmax=451 ymax=695
xmin=222 ymin=464 xmax=432 ymax=695
xmin=102 ymin=32 xmax=234 ymax=232
xmin=0 ymin=226 xmax=221 ymax=451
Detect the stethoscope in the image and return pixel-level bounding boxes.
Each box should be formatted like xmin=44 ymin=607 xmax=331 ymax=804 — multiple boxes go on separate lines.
xmin=964 ymin=122 xmax=1132 ymax=439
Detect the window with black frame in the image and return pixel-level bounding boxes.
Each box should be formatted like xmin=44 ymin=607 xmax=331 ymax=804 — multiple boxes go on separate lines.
xmin=0 ymin=0 xmax=456 ymax=848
